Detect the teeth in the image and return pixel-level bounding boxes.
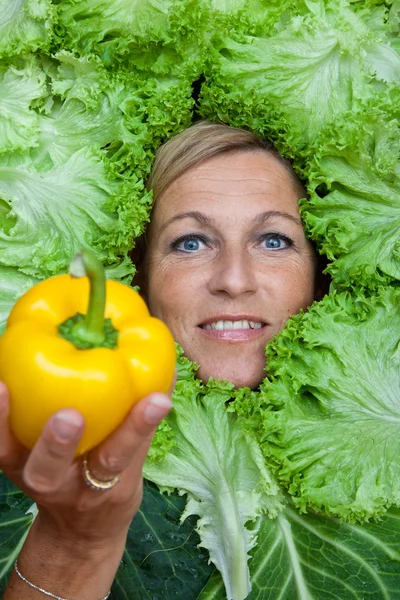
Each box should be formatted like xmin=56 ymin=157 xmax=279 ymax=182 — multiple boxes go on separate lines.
xmin=203 ymin=320 xmax=264 ymax=330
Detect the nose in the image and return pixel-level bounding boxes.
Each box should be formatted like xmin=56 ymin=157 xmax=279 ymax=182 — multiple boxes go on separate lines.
xmin=208 ymin=247 xmax=258 ymax=298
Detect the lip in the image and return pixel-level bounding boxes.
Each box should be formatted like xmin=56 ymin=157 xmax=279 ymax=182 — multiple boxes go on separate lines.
xmin=199 ymin=314 xmax=267 ymax=327
xmin=197 ymin=315 xmax=268 ymax=342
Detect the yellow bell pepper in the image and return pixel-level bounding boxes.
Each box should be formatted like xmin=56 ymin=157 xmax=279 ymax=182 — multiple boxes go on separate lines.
xmin=0 ymin=250 xmax=176 ymax=455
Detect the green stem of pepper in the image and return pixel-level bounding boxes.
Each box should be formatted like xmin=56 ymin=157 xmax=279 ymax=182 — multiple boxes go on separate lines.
xmin=69 ymin=250 xmax=106 ymax=346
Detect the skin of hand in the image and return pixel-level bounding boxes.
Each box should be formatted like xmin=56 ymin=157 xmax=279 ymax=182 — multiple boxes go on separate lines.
xmin=144 ymin=150 xmax=317 ymax=389
xmin=1 ymin=379 xmax=173 ymax=599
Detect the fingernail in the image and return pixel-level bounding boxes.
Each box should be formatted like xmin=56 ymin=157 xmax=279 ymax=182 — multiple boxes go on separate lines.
xmin=144 ymin=394 xmax=172 ymax=425
xmin=52 ymin=410 xmax=84 ymax=442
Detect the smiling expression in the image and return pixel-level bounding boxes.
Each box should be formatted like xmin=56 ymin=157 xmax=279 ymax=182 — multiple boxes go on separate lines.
xmin=144 ymin=150 xmax=317 ymax=389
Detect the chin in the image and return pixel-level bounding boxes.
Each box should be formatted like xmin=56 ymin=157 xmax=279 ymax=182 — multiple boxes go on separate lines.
xmin=197 ymin=362 xmax=265 ymax=390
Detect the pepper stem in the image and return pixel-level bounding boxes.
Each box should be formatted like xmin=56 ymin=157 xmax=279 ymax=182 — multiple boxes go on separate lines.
xmin=69 ymin=250 xmax=106 ymax=346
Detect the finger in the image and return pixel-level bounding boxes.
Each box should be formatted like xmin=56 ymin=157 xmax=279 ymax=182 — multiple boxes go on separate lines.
xmin=0 ymin=382 xmax=27 ymax=469
xmin=23 ymin=409 xmax=85 ymax=494
xmin=88 ymin=393 xmax=172 ymax=481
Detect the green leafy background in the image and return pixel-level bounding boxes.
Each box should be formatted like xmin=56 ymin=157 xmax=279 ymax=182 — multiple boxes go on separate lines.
xmin=1 ymin=0 xmax=400 ymax=598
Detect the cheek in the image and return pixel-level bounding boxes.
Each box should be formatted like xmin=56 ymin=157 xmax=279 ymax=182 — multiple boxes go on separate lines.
xmin=146 ymin=260 xmax=171 ymax=319
xmin=266 ymin=261 xmax=316 ymax=315
xmin=146 ymin=261 xmax=198 ymax=331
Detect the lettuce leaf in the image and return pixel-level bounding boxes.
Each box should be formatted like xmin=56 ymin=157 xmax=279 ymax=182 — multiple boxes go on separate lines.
xmin=56 ymin=0 xmax=175 ymax=54
xmin=6 ymin=53 xmax=191 ymax=177
xmin=0 ymin=51 xmax=197 ymax=281
xmin=112 ymin=480 xmax=213 ymax=599
xmin=0 ymin=266 xmax=39 ymax=334
xmin=145 ymin=356 xmax=284 ymax=600
xmin=302 ymin=111 xmax=400 ymax=288
xmin=55 ymin=0 xmax=207 ymax=78
xmin=260 ymin=287 xmax=400 ymax=522
xmin=200 ymin=0 xmax=400 ymax=156
xmin=0 ymin=0 xmax=55 ymax=58
xmin=0 ymin=476 xmax=36 ymax=587
xmin=204 ymin=0 xmax=291 ymax=38
xmin=0 ymin=57 xmax=46 ymax=155
xmin=199 ymin=505 xmax=400 ymax=600
xmin=0 ymin=147 xmax=150 ymax=278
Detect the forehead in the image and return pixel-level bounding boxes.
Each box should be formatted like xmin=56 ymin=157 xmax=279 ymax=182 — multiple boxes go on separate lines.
xmin=153 ymin=151 xmax=304 ymax=224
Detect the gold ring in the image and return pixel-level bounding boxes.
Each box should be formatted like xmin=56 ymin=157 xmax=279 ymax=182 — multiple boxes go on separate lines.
xmin=82 ymin=455 xmax=120 ymax=491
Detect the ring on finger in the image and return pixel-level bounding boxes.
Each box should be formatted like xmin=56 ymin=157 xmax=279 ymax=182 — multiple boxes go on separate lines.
xmin=82 ymin=454 xmax=121 ymax=491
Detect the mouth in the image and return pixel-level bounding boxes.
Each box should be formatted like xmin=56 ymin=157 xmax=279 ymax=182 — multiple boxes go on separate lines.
xmin=200 ymin=319 xmax=265 ymax=331
xmin=198 ymin=316 xmax=268 ymax=341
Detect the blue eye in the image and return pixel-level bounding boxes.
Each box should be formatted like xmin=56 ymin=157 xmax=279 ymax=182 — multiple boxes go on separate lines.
xmin=182 ymin=239 xmax=201 ymax=252
xmin=171 ymin=235 xmax=206 ymax=253
xmin=262 ymin=234 xmax=293 ymax=250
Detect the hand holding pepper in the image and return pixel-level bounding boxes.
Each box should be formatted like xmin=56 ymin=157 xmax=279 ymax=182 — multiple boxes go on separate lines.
xmin=0 ymin=250 xmax=177 ymax=599
xmin=1 ymin=380 xmax=174 ymax=600
xmin=0 ymin=249 xmax=176 ymax=454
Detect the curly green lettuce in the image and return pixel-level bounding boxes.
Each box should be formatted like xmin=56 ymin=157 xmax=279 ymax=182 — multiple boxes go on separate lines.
xmin=0 ymin=266 xmax=39 ymax=334
xmin=0 ymin=0 xmax=55 ymax=58
xmin=146 ymin=352 xmax=284 ymax=600
xmin=302 ymin=110 xmax=400 ymax=289
xmin=0 ymin=52 xmax=197 ymax=281
xmin=260 ymin=286 xmax=400 ymax=523
xmin=199 ymin=0 xmax=400 ymax=158
xmin=55 ymin=0 xmax=208 ymax=79
xmin=0 ymin=57 xmax=46 ymax=155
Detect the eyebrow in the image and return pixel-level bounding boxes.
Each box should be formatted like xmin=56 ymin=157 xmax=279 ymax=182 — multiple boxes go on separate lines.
xmin=158 ymin=211 xmax=212 ymax=235
xmin=255 ymin=210 xmax=302 ymax=226
xmin=159 ymin=209 xmax=302 ymax=235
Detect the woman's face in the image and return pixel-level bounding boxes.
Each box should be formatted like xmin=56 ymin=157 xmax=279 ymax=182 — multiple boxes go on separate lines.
xmin=145 ymin=151 xmax=316 ymax=389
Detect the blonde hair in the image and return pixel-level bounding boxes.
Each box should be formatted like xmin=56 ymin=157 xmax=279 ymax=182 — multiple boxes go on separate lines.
xmin=133 ymin=121 xmax=326 ymax=292
xmin=147 ymin=120 xmax=304 ymax=202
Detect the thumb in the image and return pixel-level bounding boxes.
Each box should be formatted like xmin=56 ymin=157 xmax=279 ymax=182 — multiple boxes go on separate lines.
xmin=138 ymin=392 xmax=173 ymax=431
xmin=87 ymin=393 xmax=172 ymax=481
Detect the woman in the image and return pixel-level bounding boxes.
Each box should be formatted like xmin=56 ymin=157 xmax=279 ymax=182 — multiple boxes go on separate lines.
xmin=2 ymin=121 xmax=321 ymax=599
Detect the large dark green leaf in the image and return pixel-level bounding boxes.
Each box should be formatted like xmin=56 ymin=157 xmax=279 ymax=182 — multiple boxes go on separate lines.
xmin=0 ymin=474 xmax=35 ymax=593
xmin=111 ymin=480 xmax=213 ymax=599
xmin=2 ymin=479 xmax=400 ymax=600
xmin=199 ymin=505 xmax=400 ymax=599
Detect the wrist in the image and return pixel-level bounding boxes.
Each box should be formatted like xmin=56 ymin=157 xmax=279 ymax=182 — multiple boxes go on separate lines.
xmin=34 ymin=509 xmax=130 ymax=554
xmin=13 ymin=560 xmax=111 ymax=600
xmin=16 ymin=516 xmax=127 ymax=600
